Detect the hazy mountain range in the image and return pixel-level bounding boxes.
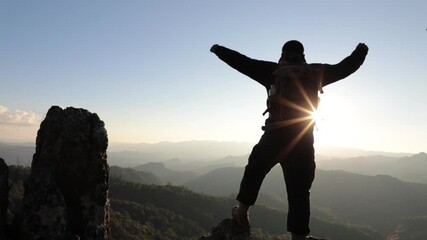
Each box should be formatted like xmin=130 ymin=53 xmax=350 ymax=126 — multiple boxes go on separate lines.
xmin=182 ymin=166 xmax=427 ymax=233
xmin=317 ymin=152 xmax=427 ymax=183
xmin=1 ymin=140 xmax=425 ymax=183
xmin=110 ymin=161 xmax=427 ymax=239
xmin=0 ymin=140 xmax=412 ymax=164
xmin=3 ymin=140 xmax=427 ymax=239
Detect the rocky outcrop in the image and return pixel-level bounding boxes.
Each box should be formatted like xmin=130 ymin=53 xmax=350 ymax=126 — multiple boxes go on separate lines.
xmin=22 ymin=169 xmax=70 ymax=239
xmin=22 ymin=106 xmax=110 ymax=240
xmin=0 ymin=158 xmax=9 ymax=237
xmin=200 ymin=218 xmax=251 ymax=240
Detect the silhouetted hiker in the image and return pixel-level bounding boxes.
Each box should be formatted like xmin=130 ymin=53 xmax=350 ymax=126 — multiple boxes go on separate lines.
xmin=210 ymin=40 xmax=368 ymax=240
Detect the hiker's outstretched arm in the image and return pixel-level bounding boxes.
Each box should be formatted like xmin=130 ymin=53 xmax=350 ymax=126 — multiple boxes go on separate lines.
xmin=211 ymin=44 xmax=277 ymax=88
xmin=320 ymin=43 xmax=369 ymax=87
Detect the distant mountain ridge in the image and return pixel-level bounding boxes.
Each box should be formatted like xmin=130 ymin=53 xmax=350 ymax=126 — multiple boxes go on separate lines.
xmin=108 ymin=141 xmax=412 ymax=160
xmin=0 ymin=142 xmax=35 ymax=166
xmin=134 ymin=162 xmax=198 ymax=185
xmin=108 ymin=140 xmax=254 ymax=160
xmin=183 ymin=166 xmax=427 ymax=237
xmin=318 ymin=152 xmax=427 ymax=183
xmin=2 ymin=140 xmax=423 ymax=184
xmin=1 ymin=140 xmax=413 ymax=166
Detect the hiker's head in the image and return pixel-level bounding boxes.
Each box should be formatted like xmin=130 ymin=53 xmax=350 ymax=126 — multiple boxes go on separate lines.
xmin=279 ymin=40 xmax=306 ymax=63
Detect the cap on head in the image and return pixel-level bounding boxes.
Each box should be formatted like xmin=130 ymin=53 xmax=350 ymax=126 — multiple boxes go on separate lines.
xmin=282 ymin=40 xmax=304 ymax=55
xmin=279 ymin=40 xmax=305 ymax=63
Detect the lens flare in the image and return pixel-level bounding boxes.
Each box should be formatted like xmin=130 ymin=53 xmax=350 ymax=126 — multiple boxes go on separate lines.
xmin=270 ymin=79 xmax=319 ymax=158
xmin=310 ymin=110 xmax=320 ymax=122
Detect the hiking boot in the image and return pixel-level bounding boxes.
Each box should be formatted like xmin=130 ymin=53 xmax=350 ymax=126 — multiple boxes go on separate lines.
xmin=231 ymin=206 xmax=250 ymax=228
xmin=305 ymin=236 xmax=326 ymax=240
xmin=292 ymin=233 xmax=327 ymax=240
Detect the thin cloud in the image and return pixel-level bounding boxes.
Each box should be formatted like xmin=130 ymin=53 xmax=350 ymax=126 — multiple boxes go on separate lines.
xmin=0 ymin=105 xmax=42 ymax=125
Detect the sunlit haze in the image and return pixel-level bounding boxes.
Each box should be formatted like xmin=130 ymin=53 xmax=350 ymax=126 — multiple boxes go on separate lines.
xmin=1 ymin=0 xmax=426 ymax=153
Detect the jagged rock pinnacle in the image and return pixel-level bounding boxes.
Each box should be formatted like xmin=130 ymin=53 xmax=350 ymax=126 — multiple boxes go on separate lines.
xmin=22 ymin=106 xmax=110 ymax=240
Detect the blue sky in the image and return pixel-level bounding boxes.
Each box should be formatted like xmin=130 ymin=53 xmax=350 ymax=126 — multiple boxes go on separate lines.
xmin=1 ymin=0 xmax=426 ymax=153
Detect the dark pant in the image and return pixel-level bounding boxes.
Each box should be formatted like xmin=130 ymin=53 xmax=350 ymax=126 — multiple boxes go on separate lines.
xmin=236 ymin=125 xmax=315 ymax=235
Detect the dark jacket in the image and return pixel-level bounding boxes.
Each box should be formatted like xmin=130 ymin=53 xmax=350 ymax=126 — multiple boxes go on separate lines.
xmin=212 ymin=44 xmax=368 ymax=130
xmin=212 ymin=45 xmax=368 ymax=93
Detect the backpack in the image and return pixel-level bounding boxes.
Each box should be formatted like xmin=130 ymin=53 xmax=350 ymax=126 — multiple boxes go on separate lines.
xmin=263 ymin=63 xmax=323 ymax=131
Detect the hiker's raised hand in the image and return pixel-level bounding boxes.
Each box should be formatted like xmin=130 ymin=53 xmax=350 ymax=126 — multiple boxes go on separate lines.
xmin=356 ymin=43 xmax=368 ymax=53
xmin=210 ymin=44 xmax=219 ymax=53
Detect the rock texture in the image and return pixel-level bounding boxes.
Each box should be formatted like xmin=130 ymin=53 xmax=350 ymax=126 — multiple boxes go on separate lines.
xmin=22 ymin=106 xmax=110 ymax=240
xmin=0 ymin=158 xmax=9 ymax=237
xmin=200 ymin=218 xmax=251 ymax=240
xmin=22 ymin=169 xmax=70 ymax=239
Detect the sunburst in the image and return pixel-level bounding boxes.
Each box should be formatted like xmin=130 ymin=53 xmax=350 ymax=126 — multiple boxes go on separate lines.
xmin=269 ymin=78 xmax=320 ymax=158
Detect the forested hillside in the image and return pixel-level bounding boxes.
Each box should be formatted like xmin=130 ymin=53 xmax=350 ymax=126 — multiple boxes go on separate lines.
xmin=183 ymin=166 xmax=427 ymax=239
xmin=5 ymin=165 xmax=384 ymax=240
xmin=4 ymin=150 xmax=427 ymax=240
xmin=109 ymin=177 xmax=382 ymax=240
xmin=110 ymin=165 xmax=162 ymax=185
